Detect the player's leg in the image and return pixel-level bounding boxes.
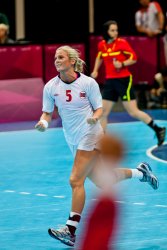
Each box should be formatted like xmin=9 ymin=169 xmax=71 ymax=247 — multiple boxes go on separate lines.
xmin=112 ymin=163 xmax=158 ymax=190
xmin=123 ymin=99 xmax=166 ymax=146
xmin=89 ymin=161 xmax=159 ymax=190
xmin=119 ymin=76 xmax=166 ymax=146
xmin=100 ymin=79 xmax=119 ymax=131
xmin=69 ymin=149 xmax=98 ymax=213
xmin=100 ymin=99 xmax=115 ymax=130
xmin=123 ymin=99 xmax=152 ymax=123
xmin=48 ymin=148 xmax=98 ymax=246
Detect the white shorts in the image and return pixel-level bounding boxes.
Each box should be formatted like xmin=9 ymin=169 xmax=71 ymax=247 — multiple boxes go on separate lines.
xmin=67 ymin=133 xmax=103 ymax=158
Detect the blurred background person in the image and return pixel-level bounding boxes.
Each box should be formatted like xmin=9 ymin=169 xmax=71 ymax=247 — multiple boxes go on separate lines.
xmin=91 ymin=20 xmax=166 ymax=146
xmin=135 ymin=0 xmax=165 ymax=37
xmin=149 ymin=66 xmax=167 ymax=108
xmin=0 ymin=23 xmax=15 ymax=44
xmin=78 ymin=134 xmax=124 ymax=250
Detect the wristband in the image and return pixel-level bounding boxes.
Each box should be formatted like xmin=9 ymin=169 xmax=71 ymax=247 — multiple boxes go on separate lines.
xmin=40 ymin=119 xmax=49 ymax=128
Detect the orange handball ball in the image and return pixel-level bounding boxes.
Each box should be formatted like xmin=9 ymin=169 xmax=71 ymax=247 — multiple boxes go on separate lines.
xmin=99 ymin=133 xmax=124 ymax=162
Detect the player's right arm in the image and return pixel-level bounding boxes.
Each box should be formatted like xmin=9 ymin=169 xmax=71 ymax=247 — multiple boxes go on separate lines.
xmin=35 ymin=112 xmax=52 ymax=132
xmin=35 ymin=81 xmax=55 ymax=132
xmin=91 ymin=42 xmax=103 ymax=79
xmin=91 ymin=56 xmax=103 ymax=79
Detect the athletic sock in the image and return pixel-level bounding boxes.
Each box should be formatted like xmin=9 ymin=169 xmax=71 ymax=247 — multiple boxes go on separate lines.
xmin=147 ymin=120 xmax=161 ymax=133
xmin=66 ymin=212 xmax=81 ymax=236
xmin=131 ymin=169 xmax=143 ymax=180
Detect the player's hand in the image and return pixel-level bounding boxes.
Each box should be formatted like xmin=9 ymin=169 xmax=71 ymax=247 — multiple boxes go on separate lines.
xmin=113 ymin=60 xmax=122 ymax=69
xmin=35 ymin=121 xmax=47 ymax=132
xmin=91 ymin=71 xmax=98 ymax=79
xmin=146 ymin=29 xmax=155 ymax=37
xmin=87 ymin=117 xmax=98 ymax=125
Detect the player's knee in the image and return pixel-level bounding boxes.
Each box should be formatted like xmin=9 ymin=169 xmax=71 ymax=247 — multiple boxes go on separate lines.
xmin=127 ymin=109 xmax=138 ymax=118
xmin=69 ymin=175 xmax=83 ymax=189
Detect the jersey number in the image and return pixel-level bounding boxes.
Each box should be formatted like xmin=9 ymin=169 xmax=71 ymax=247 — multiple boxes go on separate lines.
xmin=66 ymin=90 xmax=72 ymax=102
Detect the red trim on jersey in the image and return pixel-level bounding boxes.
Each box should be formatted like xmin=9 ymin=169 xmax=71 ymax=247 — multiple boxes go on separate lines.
xmin=97 ymin=38 xmax=137 ymax=79
xmin=140 ymin=2 xmax=162 ymax=13
xmin=153 ymin=1 xmax=162 ymax=12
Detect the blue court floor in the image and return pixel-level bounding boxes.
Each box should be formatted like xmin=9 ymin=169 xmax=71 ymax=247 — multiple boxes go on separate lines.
xmin=0 ymin=110 xmax=167 ymax=249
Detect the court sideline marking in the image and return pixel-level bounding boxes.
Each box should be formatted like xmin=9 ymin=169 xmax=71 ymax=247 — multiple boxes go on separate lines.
xmin=1 ymin=189 xmax=167 ymax=209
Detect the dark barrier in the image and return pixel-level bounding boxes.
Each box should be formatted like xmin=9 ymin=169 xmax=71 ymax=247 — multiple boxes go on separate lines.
xmin=0 ymin=78 xmax=43 ymax=122
xmin=0 ymin=45 xmax=43 ymax=79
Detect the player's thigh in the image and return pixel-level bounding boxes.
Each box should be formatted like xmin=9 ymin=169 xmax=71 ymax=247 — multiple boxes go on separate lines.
xmin=102 ymin=79 xmax=119 ymax=103
xmin=117 ymin=76 xmax=136 ymax=102
xmin=122 ymin=99 xmax=138 ymax=114
xmin=71 ymin=149 xmax=99 ymax=182
xmin=102 ymin=99 xmax=115 ymax=115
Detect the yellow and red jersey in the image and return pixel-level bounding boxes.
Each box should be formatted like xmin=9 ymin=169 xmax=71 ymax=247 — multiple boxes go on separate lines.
xmin=97 ymin=38 xmax=137 ymax=79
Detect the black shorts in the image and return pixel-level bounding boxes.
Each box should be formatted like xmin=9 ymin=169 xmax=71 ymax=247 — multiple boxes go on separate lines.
xmin=102 ymin=76 xmax=136 ymax=102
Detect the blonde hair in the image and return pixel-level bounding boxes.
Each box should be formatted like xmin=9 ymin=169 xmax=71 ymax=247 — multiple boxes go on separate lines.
xmin=56 ymin=45 xmax=85 ymax=73
xmin=0 ymin=23 xmax=9 ymax=30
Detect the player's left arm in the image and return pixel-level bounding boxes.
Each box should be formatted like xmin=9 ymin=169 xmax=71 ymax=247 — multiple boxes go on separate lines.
xmin=87 ymin=78 xmax=103 ymax=125
xmin=87 ymin=107 xmax=103 ymax=125
xmin=121 ymin=39 xmax=137 ymax=67
xmin=157 ymin=11 xmax=165 ymax=32
xmin=35 ymin=83 xmax=55 ymax=132
xmin=154 ymin=2 xmax=165 ymax=32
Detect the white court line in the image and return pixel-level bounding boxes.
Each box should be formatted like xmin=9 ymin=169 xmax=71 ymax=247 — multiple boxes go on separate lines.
xmin=146 ymin=143 xmax=167 ymax=164
xmin=155 ymin=204 xmax=167 ymax=208
xmin=2 ymin=190 xmax=65 ymax=199
xmin=35 ymin=193 xmax=48 ymax=197
xmin=19 ymin=192 xmax=31 ymax=195
xmin=53 ymin=195 xmax=65 ymax=198
xmin=2 ymin=189 xmax=167 ymax=209
xmin=133 ymin=202 xmax=145 ymax=205
xmin=4 ymin=190 xmax=15 ymax=193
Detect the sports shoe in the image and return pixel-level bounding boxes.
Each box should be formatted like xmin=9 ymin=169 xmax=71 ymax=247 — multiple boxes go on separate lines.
xmin=48 ymin=226 xmax=75 ymax=247
xmin=156 ymin=127 xmax=166 ymax=146
xmin=137 ymin=162 xmax=159 ymax=190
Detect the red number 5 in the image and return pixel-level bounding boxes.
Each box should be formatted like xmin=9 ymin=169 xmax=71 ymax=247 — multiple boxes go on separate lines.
xmin=66 ymin=90 xmax=72 ymax=102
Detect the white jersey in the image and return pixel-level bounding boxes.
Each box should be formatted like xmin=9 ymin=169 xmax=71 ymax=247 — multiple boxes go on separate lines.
xmin=42 ymin=73 xmax=103 ymax=144
xmin=135 ymin=2 xmax=162 ymax=31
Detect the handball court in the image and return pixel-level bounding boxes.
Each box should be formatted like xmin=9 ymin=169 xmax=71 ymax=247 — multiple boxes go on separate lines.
xmin=0 ymin=109 xmax=167 ymax=250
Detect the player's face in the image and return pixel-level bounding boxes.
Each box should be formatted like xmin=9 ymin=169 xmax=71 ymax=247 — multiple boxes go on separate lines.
xmin=0 ymin=28 xmax=7 ymax=39
xmin=107 ymin=24 xmax=118 ymax=39
xmin=54 ymin=49 xmax=74 ymax=72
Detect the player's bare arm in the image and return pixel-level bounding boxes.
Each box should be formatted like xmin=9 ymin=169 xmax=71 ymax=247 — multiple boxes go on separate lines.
xmin=35 ymin=112 xmax=52 ymax=132
xmin=87 ymin=107 xmax=103 ymax=125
